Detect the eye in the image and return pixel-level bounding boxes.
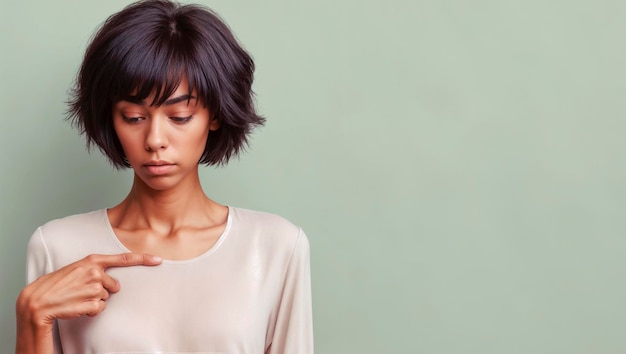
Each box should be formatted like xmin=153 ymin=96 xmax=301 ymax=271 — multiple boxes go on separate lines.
xmin=170 ymin=115 xmax=193 ymax=124
xmin=122 ymin=115 xmax=145 ymax=124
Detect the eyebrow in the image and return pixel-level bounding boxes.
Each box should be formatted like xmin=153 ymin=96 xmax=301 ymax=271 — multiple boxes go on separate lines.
xmin=164 ymin=94 xmax=196 ymax=106
xmin=125 ymin=94 xmax=197 ymax=106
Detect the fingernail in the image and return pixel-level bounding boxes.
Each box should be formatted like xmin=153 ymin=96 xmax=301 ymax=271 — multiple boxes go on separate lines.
xmin=152 ymin=256 xmax=162 ymax=263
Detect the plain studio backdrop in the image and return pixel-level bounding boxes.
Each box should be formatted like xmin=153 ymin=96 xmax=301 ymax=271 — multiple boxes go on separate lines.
xmin=1 ymin=1 xmax=625 ymax=353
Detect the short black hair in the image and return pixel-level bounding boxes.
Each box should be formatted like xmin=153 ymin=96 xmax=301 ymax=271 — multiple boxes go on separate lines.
xmin=68 ymin=0 xmax=265 ymax=168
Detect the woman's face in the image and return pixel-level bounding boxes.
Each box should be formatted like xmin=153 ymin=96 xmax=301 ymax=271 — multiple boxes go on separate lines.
xmin=112 ymin=78 xmax=219 ymax=191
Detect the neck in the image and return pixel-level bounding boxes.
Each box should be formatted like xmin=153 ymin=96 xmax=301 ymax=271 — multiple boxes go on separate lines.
xmin=109 ymin=172 xmax=226 ymax=233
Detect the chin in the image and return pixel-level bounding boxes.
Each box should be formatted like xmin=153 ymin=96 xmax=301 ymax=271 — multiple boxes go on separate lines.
xmin=133 ymin=166 xmax=198 ymax=192
xmin=135 ymin=174 xmax=180 ymax=192
xmin=146 ymin=182 xmax=176 ymax=192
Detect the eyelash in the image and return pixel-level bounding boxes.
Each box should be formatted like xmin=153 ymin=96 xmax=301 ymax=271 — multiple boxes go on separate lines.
xmin=122 ymin=115 xmax=143 ymax=124
xmin=170 ymin=116 xmax=193 ymax=124
xmin=121 ymin=115 xmax=193 ymax=124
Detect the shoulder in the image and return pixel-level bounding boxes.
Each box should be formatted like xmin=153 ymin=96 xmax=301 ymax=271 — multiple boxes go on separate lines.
xmin=228 ymin=206 xmax=309 ymax=254
xmin=38 ymin=209 xmax=108 ymax=242
xmin=26 ymin=210 xmax=110 ymax=276
xmin=230 ymin=207 xmax=301 ymax=235
xmin=29 ymin=210 xmax=112 ymax=268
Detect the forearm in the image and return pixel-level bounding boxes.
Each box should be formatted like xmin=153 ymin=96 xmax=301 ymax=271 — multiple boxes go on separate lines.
xmin=15 ymin=325 xmax=54 ymax=354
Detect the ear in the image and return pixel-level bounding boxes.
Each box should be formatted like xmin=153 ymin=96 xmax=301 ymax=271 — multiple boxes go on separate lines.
xmin=208 ymin=116 xmax=220 ymax=131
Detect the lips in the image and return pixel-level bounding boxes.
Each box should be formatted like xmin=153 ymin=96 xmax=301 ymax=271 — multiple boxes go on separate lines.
xmin=144 ymin=160 xmax=175 ymax=175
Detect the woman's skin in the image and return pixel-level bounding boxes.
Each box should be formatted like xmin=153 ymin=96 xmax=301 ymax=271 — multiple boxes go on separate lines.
xmin=16 ymin=78 xmax=227 ymax=353
xmin=108 ymin=77 xmax=228 ymax=260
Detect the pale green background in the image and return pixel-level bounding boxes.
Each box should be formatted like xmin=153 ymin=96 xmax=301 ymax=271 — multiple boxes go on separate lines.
xmin=1 ymin=0 xmax=625 ymax=353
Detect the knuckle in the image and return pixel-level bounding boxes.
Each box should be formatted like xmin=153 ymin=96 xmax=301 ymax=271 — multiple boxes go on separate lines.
xmin=85 ymin=254 xmax=99 ymax=263
xmin=92 ymin=301 xmax=106 ymax=316
xmin=88 ymin=267 xmax=102 ymax=280
xmin=121 ymin=253 xmax=135 ymax=264
xmin=86 ymin=301 xmax=101 ymax=314
xmin=90 ymin=282 xmax=104 ymax=294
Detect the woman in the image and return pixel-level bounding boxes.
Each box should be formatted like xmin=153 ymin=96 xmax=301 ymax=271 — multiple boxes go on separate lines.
xmin=15 ymin=1 xmax=313 ymax=353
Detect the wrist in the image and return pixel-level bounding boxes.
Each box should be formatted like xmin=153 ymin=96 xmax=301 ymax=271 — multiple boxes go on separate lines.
xmin=16 ymin=288 xmax=54 ymax=332
xmin=15 ymin=292 xmax=54 ymax=354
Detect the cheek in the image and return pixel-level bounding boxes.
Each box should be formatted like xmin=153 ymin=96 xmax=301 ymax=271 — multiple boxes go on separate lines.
xmin=190 ymin=132 xmax=209 ymax=155
xmin=189 ymin=123 xmax=210 ymax=148
xmin=116 ymin=131 xmax=134 ymax=149
xmin=114 ymin=129 xmax=142 ymax=158
xmin=113 ymin=121 xmax=126 ymax=145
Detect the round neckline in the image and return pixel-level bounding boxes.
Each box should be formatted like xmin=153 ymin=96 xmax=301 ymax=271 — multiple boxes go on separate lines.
xmin=101 ymin=206 xmax=233 ymax=265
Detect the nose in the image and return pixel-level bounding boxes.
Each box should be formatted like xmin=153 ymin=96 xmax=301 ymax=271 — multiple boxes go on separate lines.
xmin=144 ymin=116 xmax=169 ymax=151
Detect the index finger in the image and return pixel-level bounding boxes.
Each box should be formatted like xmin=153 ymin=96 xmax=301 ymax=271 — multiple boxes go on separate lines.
xmin=90 ymin=253 xmax=163 ymax=268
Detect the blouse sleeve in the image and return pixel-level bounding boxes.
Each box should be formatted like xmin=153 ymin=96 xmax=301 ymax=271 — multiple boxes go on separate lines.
xmin=26 ymin=228 xmax=53 ymax=284
xmin=26 ymin=228 xmax=64 ymax=354
xmin=266 ymin=228 xmax=314 ymax=354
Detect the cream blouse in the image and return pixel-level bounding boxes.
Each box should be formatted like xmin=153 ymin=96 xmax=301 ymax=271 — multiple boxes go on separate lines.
xmin=26 ymin=206 xmax=313 ymax=354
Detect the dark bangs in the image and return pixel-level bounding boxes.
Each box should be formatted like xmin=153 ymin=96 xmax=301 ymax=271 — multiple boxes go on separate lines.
xmin=112 ymin=13 xmax=208 ymax=107
xmin=68 ymin=0 xmax=265 ymax=168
